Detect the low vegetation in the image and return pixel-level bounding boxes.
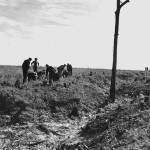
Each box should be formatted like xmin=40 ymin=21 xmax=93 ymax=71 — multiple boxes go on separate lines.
xmin=0 ymin=65 xmax=149 ymax=150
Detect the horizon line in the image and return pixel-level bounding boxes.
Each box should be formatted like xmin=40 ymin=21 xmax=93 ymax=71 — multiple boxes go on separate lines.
xmin=0 ymin=64 xmax=144 ymax=71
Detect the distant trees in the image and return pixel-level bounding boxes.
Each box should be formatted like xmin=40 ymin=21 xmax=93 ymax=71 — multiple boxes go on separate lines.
xmin=110 ymin=0 xmax=129 ymax=102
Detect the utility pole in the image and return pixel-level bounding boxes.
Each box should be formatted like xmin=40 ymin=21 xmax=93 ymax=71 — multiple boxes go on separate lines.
xmin=110 ymin=0 xmax=129 ymax=102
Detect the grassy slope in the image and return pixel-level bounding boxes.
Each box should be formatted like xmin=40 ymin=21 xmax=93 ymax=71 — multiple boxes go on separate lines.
xmin=0 ymin=65 xmax=149 ymax=149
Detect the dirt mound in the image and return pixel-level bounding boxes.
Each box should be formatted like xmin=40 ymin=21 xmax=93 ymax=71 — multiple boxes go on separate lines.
xmin=78 ymin=96 xmax=150 ymax=149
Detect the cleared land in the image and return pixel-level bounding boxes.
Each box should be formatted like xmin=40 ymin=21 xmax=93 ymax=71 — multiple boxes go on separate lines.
xmin=0 ymin=65 xmax=150 ymax=150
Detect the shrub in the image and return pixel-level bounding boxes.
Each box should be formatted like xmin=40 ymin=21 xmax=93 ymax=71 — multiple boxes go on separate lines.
xmin=0 ymin=90 xmax=15 ymax=114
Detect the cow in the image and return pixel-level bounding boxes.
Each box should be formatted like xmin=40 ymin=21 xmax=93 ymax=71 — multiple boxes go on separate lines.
xmin=27 ymin=71 xmax=38 ymax=82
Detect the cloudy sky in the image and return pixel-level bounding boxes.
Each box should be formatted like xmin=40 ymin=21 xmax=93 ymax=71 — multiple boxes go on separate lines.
xmin=0 ymin=0 xmax=149 ymax=70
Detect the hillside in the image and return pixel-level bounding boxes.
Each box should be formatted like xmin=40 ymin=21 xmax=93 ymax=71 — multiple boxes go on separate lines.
xmin=0 ymin=66 xmax=149 ymax=149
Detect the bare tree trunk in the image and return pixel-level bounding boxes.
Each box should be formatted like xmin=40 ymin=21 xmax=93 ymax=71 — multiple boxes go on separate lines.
xmin=110 ymin=0 xmax=129 ymax=102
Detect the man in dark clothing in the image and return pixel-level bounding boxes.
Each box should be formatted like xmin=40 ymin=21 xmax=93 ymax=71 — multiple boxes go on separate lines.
xmin=31 ymin=58 xmax=39 ymax=73
xmin=46 ymin=64 xmax=59 ymax=86
xmin=22 ymin=58 xmax=32 ymax=83
xmin=67 ymin=63 xmax=72 ymax=76
xmin=57 ymin=64 xmax=68 ymax=78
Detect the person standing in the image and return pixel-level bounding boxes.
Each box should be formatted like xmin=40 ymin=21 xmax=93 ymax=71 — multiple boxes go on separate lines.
xmin=22 ymin=58 xmax=32 ymax=83
xmin=67 ymin=63 xmax=72 ymax=76
xmin=31 ymin=58 xmax=39 ymax=73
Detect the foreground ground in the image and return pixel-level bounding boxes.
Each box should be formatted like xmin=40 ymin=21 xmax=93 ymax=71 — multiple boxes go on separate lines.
xmin=0 ymin=66 xmax=150 ymax=150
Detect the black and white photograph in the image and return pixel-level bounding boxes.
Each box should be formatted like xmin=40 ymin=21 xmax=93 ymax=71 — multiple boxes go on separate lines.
xmin=0 ymin=0 xmax=149 ymax=149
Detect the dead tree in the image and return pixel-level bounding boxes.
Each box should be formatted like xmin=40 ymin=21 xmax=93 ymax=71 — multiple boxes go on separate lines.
xmin=110 ymin=0 xmax=129 ymax=102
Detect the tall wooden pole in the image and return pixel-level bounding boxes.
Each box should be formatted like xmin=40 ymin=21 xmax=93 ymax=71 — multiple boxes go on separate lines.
xmin=110 ymin=0 xmax=129 ymax=102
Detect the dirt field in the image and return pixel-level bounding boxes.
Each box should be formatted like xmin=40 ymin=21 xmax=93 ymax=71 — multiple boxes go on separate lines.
xmin=0 ymin=65 xmax=150 ymax=150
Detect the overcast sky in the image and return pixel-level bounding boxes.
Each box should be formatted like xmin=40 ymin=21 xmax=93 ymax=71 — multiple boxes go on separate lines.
xmin=0 ymin=0 xmax=149 ymax=70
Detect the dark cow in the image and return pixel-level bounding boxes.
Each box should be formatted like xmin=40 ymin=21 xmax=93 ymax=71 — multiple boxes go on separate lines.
xmin=27 ymin=72 xmax=37 ymax=82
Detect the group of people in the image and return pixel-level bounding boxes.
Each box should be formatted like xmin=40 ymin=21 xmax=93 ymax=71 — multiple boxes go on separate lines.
xmin=22 ymin=58 xmax=39 ymax=83
xmin=45 ymin=63 xmax=72 ymax=85
xmin=22 ymin=57 xmax=72 ymax=85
